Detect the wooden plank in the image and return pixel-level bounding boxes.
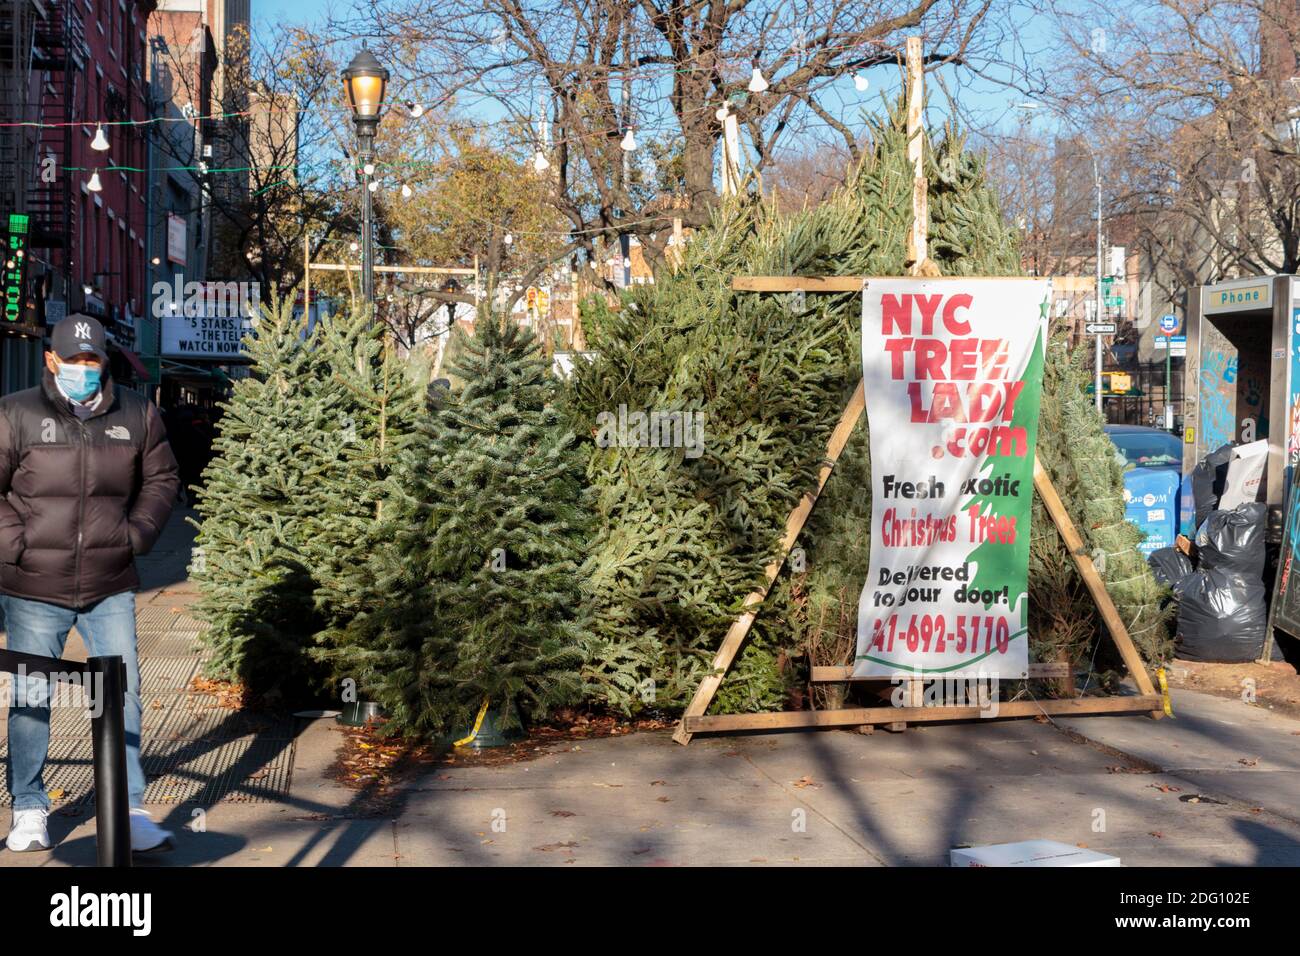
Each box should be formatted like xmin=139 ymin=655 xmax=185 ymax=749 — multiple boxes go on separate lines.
xmin=683 ymin=695 xmax=1163 ymax=734
xmin=1032 ymin=455 xmax=1161 ymax=706
xmin=811 ymin=662 xmax=1072 ymax=683
xmin=731 ymin=276 xmax=1051 ymax=293
xmin=672 ymin=379 xmax=867 ymax=745
xmin=732 ymin=276 xmax=866 ymax=293
xmin=308 ymin=263 xmax=476 ymax=275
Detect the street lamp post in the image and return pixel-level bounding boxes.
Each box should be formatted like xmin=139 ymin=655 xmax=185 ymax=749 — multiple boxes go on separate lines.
xmin=341 ymin=46 xmax=389 ymax=312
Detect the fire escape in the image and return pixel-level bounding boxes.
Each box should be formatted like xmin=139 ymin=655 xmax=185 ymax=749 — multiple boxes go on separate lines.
xmin=27 ymin=0 xmax=89 ymax=280
xmin=0 ymin=0 xmax=37 ymax=222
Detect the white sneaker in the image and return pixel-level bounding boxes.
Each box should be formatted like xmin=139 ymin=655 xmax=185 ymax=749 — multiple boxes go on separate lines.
xmin=6 ymin=808 xmax=51 ymax=852
xmin=129 ymin=809 xmax=174 ymax=853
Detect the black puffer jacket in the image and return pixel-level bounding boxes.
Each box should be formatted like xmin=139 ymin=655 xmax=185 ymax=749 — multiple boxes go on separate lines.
xmin=0 ymin=371 xmax=179 ymax=609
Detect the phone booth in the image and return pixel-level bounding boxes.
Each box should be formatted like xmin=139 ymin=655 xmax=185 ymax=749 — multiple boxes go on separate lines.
xmin=1183 ymin=274 xmax=1298 ymax=538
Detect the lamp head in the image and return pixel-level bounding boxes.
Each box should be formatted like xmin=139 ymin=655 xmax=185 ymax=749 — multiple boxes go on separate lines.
xmin=341 ymin=45 xmax=389 ymax=136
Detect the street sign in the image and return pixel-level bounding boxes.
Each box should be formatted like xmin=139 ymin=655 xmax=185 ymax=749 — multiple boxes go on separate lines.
xmin=1158 ymin=313 xmax=1180 ymax=334
xmin=1086 ymin=322 xmax=1117 ymax=334
xmin=1155 ymin=334 xmax=1187 ymax=356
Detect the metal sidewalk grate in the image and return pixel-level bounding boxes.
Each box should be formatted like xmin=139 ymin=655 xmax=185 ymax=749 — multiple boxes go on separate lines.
xmin=140 ymin=656 xmax=201 ymax=692
xmin=1 ymin=604 xmax=294 ymax=808
xmin=136 ymin=631 xmax=208 ymax=660
xmin=144 ymin=736 xmax=295 ymax=805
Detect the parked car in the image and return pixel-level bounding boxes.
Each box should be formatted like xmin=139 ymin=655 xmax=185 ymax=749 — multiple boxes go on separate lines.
xmin=1104 ymin=425 xmax=1187 ymax=553
xmin=1104 ymin=424 xmax=1182 ymax=471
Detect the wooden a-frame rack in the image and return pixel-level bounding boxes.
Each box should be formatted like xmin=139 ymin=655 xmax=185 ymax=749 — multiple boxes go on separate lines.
xmin=672 ymin=349 xmax=1166 ymax=744
xmin=672 ymin=37 xmax=1163 ymax=745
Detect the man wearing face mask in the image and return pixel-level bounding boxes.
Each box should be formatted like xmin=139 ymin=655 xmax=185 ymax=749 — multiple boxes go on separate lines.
xmin=0 ymin=314 xmax=179 ymax=854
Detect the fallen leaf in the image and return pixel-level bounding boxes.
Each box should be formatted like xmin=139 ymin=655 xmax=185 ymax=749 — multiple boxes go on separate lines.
xmin=792 ymin=775 xmax=820 ymax=789
xmin=534 ymin=841 xmax=578 ymax=852
xmin=551 ymin=809 xmax=576 ymax=818
xmin=1238 ymin=757 xmax=1259 ymax=767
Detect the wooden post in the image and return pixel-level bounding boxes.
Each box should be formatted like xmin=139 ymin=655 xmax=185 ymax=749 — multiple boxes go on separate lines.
xmin=303 ymin=234 xmax=311 ymax=323
xmin=673 ymin=378 xmax=867 ymax=744
xmin=722 ymin=112 xmax=742 ymax=196
xmin=905 ymin=36 xmax=928 ymax=274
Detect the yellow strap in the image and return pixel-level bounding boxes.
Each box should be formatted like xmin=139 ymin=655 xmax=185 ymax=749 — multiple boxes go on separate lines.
xmin=453 ymin=698 xmax=491 ymax=747
xmin=1157 ymin=667 xmax=1174 ymax=718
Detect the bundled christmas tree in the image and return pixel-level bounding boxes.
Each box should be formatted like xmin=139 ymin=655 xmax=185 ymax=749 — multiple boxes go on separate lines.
xmin=301 ymin=308 xmax=423 ymax=636
xmin=565 ymin=103 xmax=1172 ymax=718
xmin=330 ymin=310 xmax=591 ymax=737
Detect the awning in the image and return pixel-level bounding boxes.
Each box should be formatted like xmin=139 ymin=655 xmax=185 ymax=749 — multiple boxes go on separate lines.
xmin=115 ymin=346 xmax=152 ymax=381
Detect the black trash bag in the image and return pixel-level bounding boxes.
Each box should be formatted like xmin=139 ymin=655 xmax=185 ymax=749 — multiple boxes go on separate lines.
xmin=1148 ymin=547 xmax=1193 ymax=590
xmin=1174 ymin=570 xmax=1269 ymax=662
xmin=1195 ymin=501 xmax=1267 ymax=579
xmin=1192 ymin=443 xmax=1235 ymax=530
xmin=1175 ymin=502 xmax=1272 ymax=661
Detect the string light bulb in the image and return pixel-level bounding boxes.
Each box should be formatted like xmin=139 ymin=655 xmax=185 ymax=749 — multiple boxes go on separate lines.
xmin=533 ymin=150 xmax=550 ymax=172
xmin=406 ymin=101 xmax=424 ymax=118
xmin=368 ymin=180 xmax=378 ymax=192
xmin=363 ymin=162 xmax=375 ymax=175
xmin=350 ymin=241 xmax=359 ymax=252
xmin=91 ymin=125 xmax=110 ymax=151
xmin=401 ymin=182 xmax=412 ymax=198
xmin=747 ymin=67 xmax=769 ymax=94
xmin=87 ymin=170 xmax=102 ymax=192
xmin=504 ymin=233 xmax=514 ymax=245
xmin=620 ymin=128 xmax=637 ymax=151
xmin=715 ymin=102 xmax=731 ymax=121
xmin=853 ymin=74 xmax=870 ymax=92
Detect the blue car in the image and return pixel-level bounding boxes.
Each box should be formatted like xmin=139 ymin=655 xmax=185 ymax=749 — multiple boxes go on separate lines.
xmin=1104 ymin=425 xmax=1189 ymax=554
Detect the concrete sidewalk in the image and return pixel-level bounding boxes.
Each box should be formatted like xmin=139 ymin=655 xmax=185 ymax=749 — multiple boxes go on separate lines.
xmin=3 ymin=510 xmax=1299 ymax=866
xmin=7 ymin=688 xmax=1299 ymax=867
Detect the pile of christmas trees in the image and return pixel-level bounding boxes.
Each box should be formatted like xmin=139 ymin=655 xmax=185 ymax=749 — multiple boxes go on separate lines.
xmin=192 ymin=102 xmax=1171 ymax=736
xmin=565 ymin=106 xmax=1172 ymax=717
xmin=191 ymin=300 xmax=590 ymax=736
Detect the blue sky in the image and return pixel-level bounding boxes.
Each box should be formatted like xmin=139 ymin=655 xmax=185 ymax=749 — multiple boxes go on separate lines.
xmin=257 ymin=0 xmax=1065 ymax=153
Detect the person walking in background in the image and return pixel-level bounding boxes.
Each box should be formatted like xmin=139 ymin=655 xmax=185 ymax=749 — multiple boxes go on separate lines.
xmin=0 ymin=314 xmax=179 ymax=853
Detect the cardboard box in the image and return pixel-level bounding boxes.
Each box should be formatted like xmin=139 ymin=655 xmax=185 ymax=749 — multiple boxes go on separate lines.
xmin=950 ymin=840 xmax=1121 ymax=867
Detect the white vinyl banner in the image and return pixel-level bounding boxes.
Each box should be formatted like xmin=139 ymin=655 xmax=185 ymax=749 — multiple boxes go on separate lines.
xmin=854 ymin=277 xmax=1051 ymax=680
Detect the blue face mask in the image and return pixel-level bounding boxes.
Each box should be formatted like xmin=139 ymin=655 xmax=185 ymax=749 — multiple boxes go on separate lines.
xmin=54 ymin=361 xmax=102 ymax=402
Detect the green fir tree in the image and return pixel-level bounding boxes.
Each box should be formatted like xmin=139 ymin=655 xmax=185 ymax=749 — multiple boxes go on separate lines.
xmin=336 ymin=310 xmax=591 ymax=737
xmin=190 ymin=297 xmax=334 ymax=701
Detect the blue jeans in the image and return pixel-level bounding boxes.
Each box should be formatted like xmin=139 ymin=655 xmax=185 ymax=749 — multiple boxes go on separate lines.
xmin=3 ymin=591 xmax=144 ymax=810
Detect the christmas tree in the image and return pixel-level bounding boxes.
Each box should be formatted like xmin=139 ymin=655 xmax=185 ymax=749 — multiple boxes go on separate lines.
xmin=190 ymin=297 xmax=335 ymax=701
xmin=334 ymin=309 xmax=591 ymax=737
xmin=301 ymin=307 xmax=423 ymax=639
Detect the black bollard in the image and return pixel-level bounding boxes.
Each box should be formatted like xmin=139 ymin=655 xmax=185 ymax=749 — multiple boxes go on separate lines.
xmin=87 ymin=655 xmax=131 ymax=867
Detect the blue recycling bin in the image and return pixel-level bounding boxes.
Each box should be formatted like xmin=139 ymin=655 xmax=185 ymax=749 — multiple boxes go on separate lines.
xmin=1122 ymin=467 xmax=1181 ymax=555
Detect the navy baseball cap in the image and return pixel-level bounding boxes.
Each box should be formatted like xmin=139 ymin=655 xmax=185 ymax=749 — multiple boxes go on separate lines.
xmin=51 ymin=313 xmax=108 ymax=362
